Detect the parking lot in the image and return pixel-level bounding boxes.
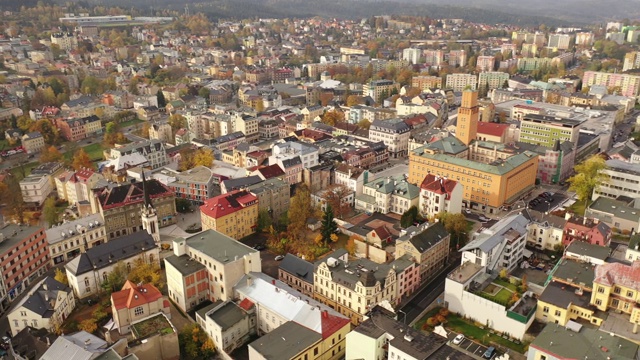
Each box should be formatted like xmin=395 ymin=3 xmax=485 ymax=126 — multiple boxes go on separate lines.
xmin=527 ymin=192 xmax=566 ymax=213
xmin=447 ymin=330 xmax=501 ymax=359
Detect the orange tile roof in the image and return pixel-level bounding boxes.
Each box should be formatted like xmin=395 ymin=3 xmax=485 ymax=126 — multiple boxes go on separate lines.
xmin=111 ymin=280 xmax=164 ymax=310
xmin=238 ymin=298 xmax=255 ymax=311
xmin=477 ymin=122 xmax=510 ymax=137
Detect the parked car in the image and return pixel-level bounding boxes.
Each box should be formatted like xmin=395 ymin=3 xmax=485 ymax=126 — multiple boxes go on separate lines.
xmin=275 ymin=255 xmax=285 ymax=261
xmin=483 ymin=346 xmax=496 ymax=359
xmin=464 ymin=209 xmax=471 ymax=214
xmin=452 ymin=334 xmax=464 ymax=345
xmin=479 ymin=216 xmax=491 ymax=222
xmin=253 ymin=244 xmax=266 ymax=251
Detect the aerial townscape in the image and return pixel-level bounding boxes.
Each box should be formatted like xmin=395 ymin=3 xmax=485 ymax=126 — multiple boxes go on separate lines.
xmin=0 ymin=1 xmax=640 ymax=360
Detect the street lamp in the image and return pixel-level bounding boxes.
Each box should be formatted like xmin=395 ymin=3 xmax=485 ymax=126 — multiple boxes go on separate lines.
xmin=398 ymin=309 xmax=407 ymax=324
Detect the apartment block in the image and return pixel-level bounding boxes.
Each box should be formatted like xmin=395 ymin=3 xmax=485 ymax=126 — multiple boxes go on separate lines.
xmin=200 ymin=190 xmax=259 ymax=239
xmin=582 ymin=71 xmax=640 ymax=97
xmin=445 ymin=73 xmax=477 ymax=92
xmin=411 ymin=75 xmax=442 ymax=90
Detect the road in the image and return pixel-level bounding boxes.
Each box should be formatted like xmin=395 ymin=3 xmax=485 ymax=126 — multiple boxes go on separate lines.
xmin=400 ymin=255 xmax=460 ymax=324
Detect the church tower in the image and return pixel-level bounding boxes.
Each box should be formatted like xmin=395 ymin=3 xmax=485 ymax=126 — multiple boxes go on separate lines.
xmin=456 ymin=89 xmax=480 ymax=146
xmin=141 ymin=171 xmax=160 ymax=244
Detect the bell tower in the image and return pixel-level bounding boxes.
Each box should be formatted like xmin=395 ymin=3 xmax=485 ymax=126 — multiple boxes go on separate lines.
xmin=140 ymin=171 xmax=160 ymax=244
xmin=456 ymin=89 xmax=480 ymax=146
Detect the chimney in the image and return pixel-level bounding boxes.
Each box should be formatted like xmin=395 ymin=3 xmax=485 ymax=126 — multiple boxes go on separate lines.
xmin=272 ymin=279 xmax=276 ymax=285
xmin=583 ymin=216 xmax=587 ymax=225
xmin=565 ymin=212 xmax=572 ymax=220
xmin=322 ymin=310 xmax=328 ymax=318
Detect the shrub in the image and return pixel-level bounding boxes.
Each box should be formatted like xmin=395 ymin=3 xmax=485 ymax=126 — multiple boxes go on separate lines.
xmin=439 ymin=308 xmax=449 ymax=317
xmin=436 ymin=314 xmax=446 ymax=324
xmin=426 ymin=317 xmax=439 ymax=326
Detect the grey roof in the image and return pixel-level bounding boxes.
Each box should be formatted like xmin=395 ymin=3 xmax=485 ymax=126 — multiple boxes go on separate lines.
xmin=605 ymin=159 xmax=640 ymax=176
xmin=538 ymin=281 xmax=592 ymax=309
xmin=371 ymin=118 xmax=411 ymax=133
xmin=281 ymin=155 xmax=302 ymax=168
xmin=530 ymin=323 xmax=638 ymax=359
xmin=0 ymin=224 xmax=43 ymax=255
xmin=221 ymin=175 xmax=263 ymax=191
xmin=248 ymin=321 xmax=321 ymax=359
xmin=397 ymin=222 xmax=449 ymax=254
xmin=164 ymin=254 xmax=206 ymax=276
xmin=181 ymin=229 xmax=258 ymax=263
xmin=46 ymin=213 xmax=104 ymax=245
xmin=13 ymin=277 xmax=71 ymax=319
xmin=314 ymin=252 xmax=396 ymax=290
xmin=551 ymin=258 xmax=595 ymax=287
xmin=207 ymin=301 xmax=247 ymax=331
xmin=279 ymin=254 xmax=314 ymax=285
xmin=587 ymin=196 xmax=640 ymax=222
xmin=65 ymin=232 xmax=157 ymax=276
xmin=363 ymin=175 xmax=420 ymax=199
xmin=566 ymin=241 xmax=611 ymax=261
xmin=522 ymin=209 xmax=567 ymax=229
xmin=460 ymin=214 xmax=528 ymax=254
xmin=522 ymin=113 xmax=585 ymax=127
xmin=41 ymin=331 xmax=108 ymax=360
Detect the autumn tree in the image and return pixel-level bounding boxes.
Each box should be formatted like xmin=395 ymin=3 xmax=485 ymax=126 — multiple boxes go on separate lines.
xmin=54 ymin=268 xmax=68 ymax=285
xmin=43 ymin=197 xmax=61 ymax=228
xmin=179 ymin=324 xmax=216 ymax=360
xmin=0 ymin=177 xmax=25 ymax=224
xmin=437 ymin=212 xmax=469 ymax=248
xmin=101 ymin=261 xmax=128 ymax=294
xmin=40 ymin=145 xmax=62 ymax=163
xmin=568 ymin=155 xmax=608 ymax=209
xmin=127 ymin=257 xmax=164 ymax=290
xmin=78 ymin=318 xmax=97 ymax=333
xmin=323 ymin=184 xmax=352 ymax=219
xmin=319 ymin=92 xmax=334 ymax=106
xmin=320 ymin=204 xmax=338 ymax=247
xmin=103 ymin=121 xmax=129 ymax=146
xmin=346 ymin=95 xmax=365 ymax=107
xmin=321 ymin=110 xmax=345 ymax=126
xmin=137 ymin=122 xmax=151 ymax=139
xmin=30 ymin=119 xmax=60 ymax=145
xmin=192 ymin=147 xmax=214 ymax=168
xmin=287 ymin=184 xmax=316 ymax=241
xmin=358 ymin=119 xmax=371 ymax=130
xmin=72 ymin=149 xmax=94 ymax=170
xmin=168 ymin=114 xmax=186 ymax=136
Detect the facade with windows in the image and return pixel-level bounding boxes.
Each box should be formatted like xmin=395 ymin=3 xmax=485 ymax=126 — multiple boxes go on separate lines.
xmin=46 ymin=213 xmax=107 ymax=265
xmin=591 ymin=261 xmax=640 ymax=326
xmin=110 ymin=280 xmax=171 ymax=334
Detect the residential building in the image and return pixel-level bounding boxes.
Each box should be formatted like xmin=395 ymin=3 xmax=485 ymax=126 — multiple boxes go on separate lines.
xmin=445 ymin=73 xmax=477 ymax=92
xmin=418 ymin=174 xmax=463 ymax=219
xmin=522 ymin=209 xmax=566 ymax=251
xmin=55 ymin=169 xmax=104 ymax=206
xmin=591 ymin=261 xmax=640 ymax=327
xmin=477 ymin=72 xmax=509 ymax=96
xmin=476 ymin=56 xmax=495 ymax=72
xmin=627 ymin=235 xmax=640 ymax=262
xmin=168 ymin=165 xmax=216 ymax=204
xmin=564 ymin=241 xmax=611 ymax=265
xmin=8 ymin=277 xmax=75 ymax=336
xmin=94 ymin=176 xmax=176 ymax=239
xmin=346 ymin=309 xmax=470 ymax=360
xmin=593 ymin=160 xmax=640 ymax=200
xmin=149 ymin=122 xmax=173 ymax=144
xmin=355 ymin=175 xmax=420 ymax=215
xmin=368 ymin=119 xmax=411 ymax=158
xmin=527 ymin=323 xmax=639 ymax=360
xmin=363 ymin=80 xmax=400 ymax=103
xmin=55 ymin=115 xmax=101 ymax=142
xmin=562 ymin=213 xmax=611 ymax=247
xmin=248 ymin=321 xmax=322 ymax=360
xmin=200 ymin=190 xmax=259 ymax=239
xmin=46 ymin=213 xmax=107 ymax=265
xmin=519 ymin=114 xmax=583 ymax=147
xmin=65 ymin=232 xmax=159 ymax=299
xmin=445 ymin=261 xmax=537 ymax=340
xmin=402 ymin=48 xmax=421 ymax=64
xmin=334 ymin=164 xmax=374 ymax=196
xmin=548 ymin=33 xmax=571 ymax=50
xmin=269 ymin=141 xmax=319 ymax=169
xmin=235 ymin=115 xmax=259 ymax=143
xmin=50 ymin=32 xmax=77 ymax=51
xmin=411 ymin=76 xmax=442 ymax=90
xmin=575 ymin=32 xmax=595 ymax=46
xmin=623 ymin=51 xmax=640 ymax=72
xmin=278 ymin=254 xmax=314 ymax=297
xmin=19 ymin=174 xmax=54 ymax=206
xmin=164 ymin=230 xmax=261 ymax=312
xmin=40 ymin=331 xmax=125 ymax=360
xmin=395 ymin=222 xmax=450 ymax=283
xmin=582 ymin=71 xmax=640 ymax=97
xmin=424 ymin=50 xmax=444 ymax=66
xmin=196 ymin=300 xmax=254 ymax=356
xmin=106 ymin=139 xmax=168 ymax=169
xmin=110 ymin=280 xmax=171 ymax=334
xmin=460 ymin=214 xmax=528 ymax=273
xmin=247 ymin=178 xmax=291 ymax=222
xmin=448 ymin=49 xmax=467 ymax=67
xmin=21 ymin=132 xmax=45 ymax=154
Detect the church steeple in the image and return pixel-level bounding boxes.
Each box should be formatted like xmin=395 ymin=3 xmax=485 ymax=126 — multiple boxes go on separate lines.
xmin=142 ymin=171 xmax=153 ymax=209
xmin=141 ymin=171 xmax=160 ymax=244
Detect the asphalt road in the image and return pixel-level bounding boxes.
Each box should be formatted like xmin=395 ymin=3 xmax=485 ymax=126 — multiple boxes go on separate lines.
xmin=527 ymin=192 xmax=566 ymax=213
xmin=400 ymin=255 xmax=460 ymax=324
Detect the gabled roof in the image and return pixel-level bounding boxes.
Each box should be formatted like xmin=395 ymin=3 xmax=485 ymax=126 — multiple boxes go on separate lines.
xmin=12 ymin=277 xmax=71 ymax=319
xmin=256 ymin=164 xmax=285 ymax=179
xmin=477 ymin=122 xmax=510 ymax=137
xmin=398 ymin=222 xmax=449 ymax=254
xmin=594 ymin=261 xmax=640 ymax=291
xmin=279 ymin=254 xmax=314 ymax=284
xmin=110 ymin=281 xmax=163 ymax=310
xmin=200 ymin=190 xmax=258 ymax=219
xmin=420 ymin=174 xmax=459 ymax=196
xmin=97 ymin=178 xmax=172 ymax=210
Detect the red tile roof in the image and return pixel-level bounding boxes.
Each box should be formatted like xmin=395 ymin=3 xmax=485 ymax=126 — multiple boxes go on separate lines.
xmin=477 ymin=122 xmax=510 ymax=137
xmin=257 ymin=164 xmax=285 ymax=179
xmin=111 ymin=280 xmax=164 ymax=310
xmin=200 ymin=190 xmax=258 ymax=219
xmin=594 ymin=261 xmax=640 ymax=291
xmin=238 ymin=298 xmax=255 ymax=311
xmin=320 ymin=310 xmax=351 ymax=339
xmin=420 ymin=174 xmax=458 ymax=196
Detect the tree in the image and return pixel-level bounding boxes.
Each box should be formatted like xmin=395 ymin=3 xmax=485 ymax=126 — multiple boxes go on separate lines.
xmin=101 ymin=262 xmax=128 ymax=293
xmin=436 ymin=212 xmax=469 ymax=248
xmin=321 ymin=110 xmax=345 ymax=126
xmin=400 ymin=206 xmax=419 ymax=228
xmin=72 ymin=149 xmax=93 ymax=170
xmin=30 ymin=119 xmax=60 ymax=145
xmin=256 ymin=209 xmax=273 ymax=233
xmin=319 ymin=92 xmax=334 ymax=106
xmin=156 ymin=89 xmax=167 ymax=108
xmin=357 ymin=119 xmax=371 ymax=130
xmin=137 ymin=122 xmax=151 ymax=139
xmin=127 ymin=257 xmax=164 ymax=290
xmin=176 ymin=198 xmax=192 ymax=213
xmin=320 ymin=204 xmax=338 ymax=247
xmin=54 ymin=268 xmax=68 ymax=285
xmin=198 ymin=87 xmax=211 ymax=104
xmin=40 ymin=145 xmax=62 ymax=163
xmin=43 ymin=197 xmax=61 ymax=228
xmin=287 ymin=184 xmax=316 ymax=241
xmin=168 ymin=114 xmax=186 ymax=135
xmin=346 ymin=95 xmax=364 ymax=107
xmin=192 ymin=148 xmax=214 ymax=168
xmin=568 ymin=155 xmax=608 ymax=208
xmin=0 ymin=178 xmax=25 ymax=224
xmin=179 ymin=324 xmax=215 ymax=360
xmin=323 ymin=184 xmax=352 ymax=219
xmin=78 ymin=318 xmax=97 ymax=333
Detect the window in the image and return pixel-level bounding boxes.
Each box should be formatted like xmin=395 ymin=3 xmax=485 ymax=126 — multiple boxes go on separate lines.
xmin=543 ymin=306 xmax=549 ymax=313
xmin=595 ymin=299 xmax=602 ymax=306
xmin=134 ymin=307 xmax=144 ymax=316
xmin=555 ymin=310 xmax=561 ymax=316
xmin=597 ymin=287 xmax=604 ymax=293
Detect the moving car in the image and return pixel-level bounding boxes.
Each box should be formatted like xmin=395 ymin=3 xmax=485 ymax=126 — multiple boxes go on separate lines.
xmin=483 ymin=346 xmax=496 ymax=359
xmin=452 ymin=334 xmax=464 ymax=345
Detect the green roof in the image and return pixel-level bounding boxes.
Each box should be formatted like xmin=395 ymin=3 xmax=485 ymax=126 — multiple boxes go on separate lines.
xmin=412 ymin=147 xmax=538 ymax=175
xmin=363 ymin=175 xmax=420 ymax=199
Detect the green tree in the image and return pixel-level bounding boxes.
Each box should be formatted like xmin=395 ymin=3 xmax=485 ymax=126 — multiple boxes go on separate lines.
xmin=43 ymin=197 xmax=61 ymax=228
xmin=54 ymin=268 xmax=68 ymax=285
xmin=320 ymin=204 xmax=338 ymax=246
xmin=101 ymin=261 xmax=128 ymax=293
xmin=176 ymin=198 xmax=192 ymax=213
xmin=156 ymin=89 xmax=167 ymax=108
xmin=437 ymin=212 xmax=469 ymax=248
xmin=400 ymin=206 xmax=419 ymax=228
xmin=256 ymin=209 xmax=273 ymax=233
xmin=198 ymin=87 xmax=211 ymax=104
xmin=568 ymin=155 xmax=608 ymax=208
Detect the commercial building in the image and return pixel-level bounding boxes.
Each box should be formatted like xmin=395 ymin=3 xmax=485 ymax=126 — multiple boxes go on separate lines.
xmin=7 ymin=277 xmax=74 ymax=336
xmin=519 ymin=114 xmax=583 ymax=148
xmin=164 ymin=230 xmax=261 ymax=312
xmin=200 ymin=190 xmax=259 ymax=239
xmin=593 ymin=159 xmax=640 ymax=200
xmin=64 ymin=232 xmax=159 ymax=299
xmin=45 ymin=213 xmax=107 ymax=265
xmin=168 ymin=165 xmax=216 ymax=204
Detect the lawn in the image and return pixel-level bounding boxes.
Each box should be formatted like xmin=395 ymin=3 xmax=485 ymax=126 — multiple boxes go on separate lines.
xmin=493 ymin=278 xmax=518 ymax=292
xmin=119 ymin=118 xmax=144 ymax=128
xmin=488 ymin=288 xmax=513 ymax=304
xmin=568 ymin=200 xmax=587 ymax=216
xmin=63 ymin=143 xmax=106 ymax=162
xmin=9 ymin=161 xmax=39 ymax=181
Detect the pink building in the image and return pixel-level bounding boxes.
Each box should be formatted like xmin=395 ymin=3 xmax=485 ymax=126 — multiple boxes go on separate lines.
xmin=563 ymin=214 xmax=612 ymax=247
xmin=582 ymin=71 xmax=640 ymax=97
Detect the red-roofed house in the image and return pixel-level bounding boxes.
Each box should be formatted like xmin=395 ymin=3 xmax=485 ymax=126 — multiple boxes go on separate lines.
xmin=110 ymin=280 xmax=170 ymax=334
xmin=418 ymin=174 xmax=463 ymax=218
xmin=563 ymin=214 xmax=611 ymax=247
xmin=591 ymin=261 xmax=640 ymax=326
xmin=200 ymin=190 xmax=259 ymax=239
xmin=55 ymin=169 xmax=104 ymax=206
xmin=476 ymin=122 xmax=511 ymax=143
xmin=251 ymin=163 xmax=285 ymax=180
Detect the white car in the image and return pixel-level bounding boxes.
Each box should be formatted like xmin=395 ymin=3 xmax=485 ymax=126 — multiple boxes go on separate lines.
xmin=452 ymin=334 xmax=464 ymax=345
xmin=464 ymin=209 xmax=471 ymax=214
xmin=479 ymin=216 xmax=491 ymax=222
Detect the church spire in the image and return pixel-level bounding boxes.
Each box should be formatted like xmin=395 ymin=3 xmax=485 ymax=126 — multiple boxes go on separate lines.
xmin=142 ymin=171 xmax=153 ymax=209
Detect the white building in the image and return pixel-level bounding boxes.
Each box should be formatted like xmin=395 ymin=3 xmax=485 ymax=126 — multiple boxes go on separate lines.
xmin=593 ymin=159 xmax=640 ymax=200
xmin=334 ymin=164 xmax=374 ymax=197
xmin=269 ymin=141 xmax=319 ymax=169
xmin=46 ymin=213 xmax=107 ymax=266
xmin=460 ymin=214 xmax=528 ymax=274
xmin=55 ymin=169 xmax=105 ymax=206
xmin=355 ymin=175 xmax=421 ymax=215
xmin=523 ymin=209 xmax=566 ymax=251
xmin=402 ymin=48 xmax=422 ymax=64
xmin=19 ymin=174 xmax=54 ymax=206
xmin=418 ymin=174 xmax=463 ymax=219
xmin=369 ymin=118 xmax=411 ymax=158
xmin=8 ymin=277 xmax=75 ymax=336
xmin=107 ymin=139 xmax=168 ymax=169
xmin=548 ymin=34 xmax=571 ymax=50
xmin=446 ymin=73 xmax=477 ymax=92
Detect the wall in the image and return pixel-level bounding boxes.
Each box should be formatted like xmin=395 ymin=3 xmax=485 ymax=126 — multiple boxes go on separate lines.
xmin=129 ymin=331 xmax=180 ymax=360
xmin=345 ymin=330 xmax=382 ymax=360
xmin=354 ymin=239 xmax=388 ymax=264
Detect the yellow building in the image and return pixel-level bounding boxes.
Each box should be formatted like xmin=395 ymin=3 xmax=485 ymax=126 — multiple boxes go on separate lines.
xmin=591 ymin=261 xmax=640 ymax=330
xmin=408 ymin=90 xmax=538 ymax=212
xmin=200 ymin=190 xmax=259 ymax=239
